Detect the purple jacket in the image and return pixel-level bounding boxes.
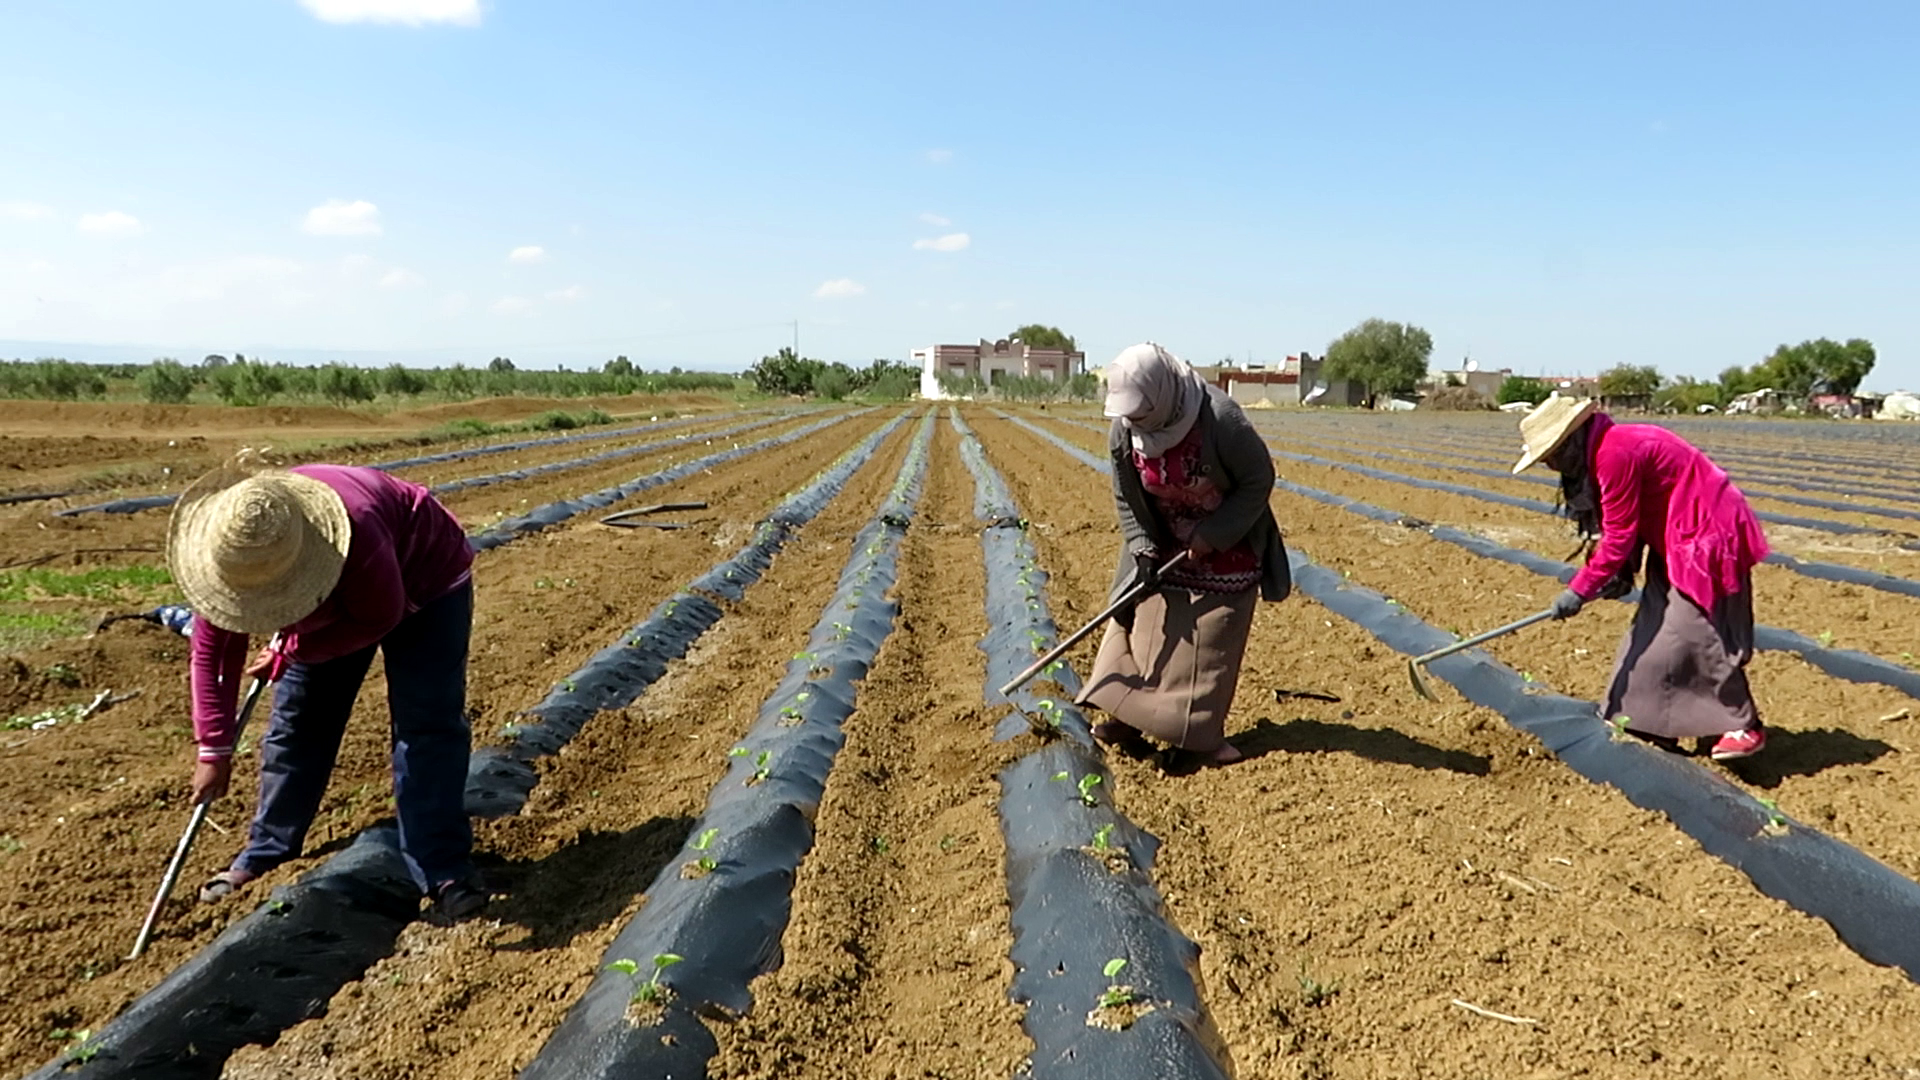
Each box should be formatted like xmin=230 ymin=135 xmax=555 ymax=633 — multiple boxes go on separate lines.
xmin=190 ymin=465 xmax=473 ymax=760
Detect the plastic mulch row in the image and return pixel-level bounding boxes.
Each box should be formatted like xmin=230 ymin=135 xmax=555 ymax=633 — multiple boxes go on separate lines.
xmin=27 ymin=410 xmax=904 ymax=1080
xmin=954 ymin=410 xmax=1232 ymax=1080
xmin=51 ymin=409 xmax=752 ymax=517
xmin=517 ymin=412 xmax=939 ymax=1079
xmin=1008 ymin=411 xmax=1920 ymax=987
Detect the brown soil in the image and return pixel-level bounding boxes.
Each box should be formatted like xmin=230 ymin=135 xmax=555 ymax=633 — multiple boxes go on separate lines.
xmin=977 ymin=411 xmax=1920 ymax=1079
xmin=0 ymin=412 xmax=892 ymax=1078
xmin=215 ymin=416 xmax=917 ymax=1079
xmin=706 ymin=418 xmax=1030 ymax=1079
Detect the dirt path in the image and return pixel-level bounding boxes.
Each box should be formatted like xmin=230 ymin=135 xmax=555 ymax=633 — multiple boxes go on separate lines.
xmin=973 ymin=410 xmax=1920 ymax=1080
xmin=706 ymin=416 xmax=1031 ymax=1079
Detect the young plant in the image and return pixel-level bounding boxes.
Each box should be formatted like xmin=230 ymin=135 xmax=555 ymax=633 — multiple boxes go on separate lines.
xmin=57 ymin=1029 xmax=99 ymax=1065
xmin=1297 ymin=959 xmax=1340 ymax=1007
xmin=1028 ymin=698 xmax=1063 ymax=734
xmin=1817 ymin=629 xmax=1836 ymax=648
xmin=608 ymin=953 xmax=684 ymax=1006
xmin=1076 ymin=773 xmax=1103 ymax=807
xmin=1097 ymin=958 xmax=1136 ymax=1009
xmin=748 ymin=749 xmax=773 ymax=785
xmin=1091 ymin=824 xmax=1116 ymax=853
xmin=682 ymin=828 xmax=721 ymax=877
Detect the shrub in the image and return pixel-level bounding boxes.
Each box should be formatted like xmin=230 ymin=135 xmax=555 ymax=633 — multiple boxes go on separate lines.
xmin=139 ymin=359 xmax=197 ymax=404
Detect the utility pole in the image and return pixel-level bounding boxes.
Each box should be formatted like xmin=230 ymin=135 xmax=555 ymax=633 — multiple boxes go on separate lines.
xmin=792 ymin=320 xmax=799 ymax=359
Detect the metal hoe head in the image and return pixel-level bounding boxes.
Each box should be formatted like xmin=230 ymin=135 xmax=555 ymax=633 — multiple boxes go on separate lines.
xmin=1407 ymin=658 xmax=1442 ymax=703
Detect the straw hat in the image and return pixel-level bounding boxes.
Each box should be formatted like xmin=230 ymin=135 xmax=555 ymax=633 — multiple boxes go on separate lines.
xmin=167 ymin=465 xmax=351 ymax=634
xmin=1511 ymin=395 xmax=1598 ymax=474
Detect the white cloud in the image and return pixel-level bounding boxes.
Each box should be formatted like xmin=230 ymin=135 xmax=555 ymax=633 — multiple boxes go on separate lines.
xmin=300 ymin=0 xmax=482 ymax=26
xmin=546 ymin=284 xmax=585 ymax=302
xmin=303 ymin=199 xmax=383 ymax=236
xmin=812 ymin=278 xmax=866 ymax=299
xmin=925 ymin=149 xmax=954 ymax=165
xmin=919 ymin=212 xmax=951 ymax=227
xmin=77 ymin=211 xmax=146 ymax=237
xmin=492 ymin=295 xmax=535 ymax=315
xmin=380 ymin=267 xmax=424 ymax=289
xmin=2 ymin=201 xmax=55 ymax=222
xmin=912 ymin=232 xmax=971 ymax=252
xmin=508 ymin=245 xmax=547 ymax=264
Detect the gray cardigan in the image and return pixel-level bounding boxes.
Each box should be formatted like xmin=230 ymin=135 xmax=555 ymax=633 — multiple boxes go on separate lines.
xmin=1106 ymin=384 xmax=1291 ymax=607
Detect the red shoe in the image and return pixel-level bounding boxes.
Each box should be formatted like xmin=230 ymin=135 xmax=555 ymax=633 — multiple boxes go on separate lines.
xmin=1710 ymin=726 xmax=1766 ymax=761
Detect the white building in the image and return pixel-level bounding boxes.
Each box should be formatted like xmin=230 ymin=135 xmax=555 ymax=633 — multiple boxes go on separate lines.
xmin=915 ymin=339 xmax=1087 ymax=399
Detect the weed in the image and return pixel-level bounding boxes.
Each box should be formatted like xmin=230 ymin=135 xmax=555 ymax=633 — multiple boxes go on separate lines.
xmin=1297 ymin=960 xmax=1340 ymax=1006
xmin=0 ymin=835 xmax=21 ymax=855
xmin=938 ymin=833 xmax=957 ymax=853
xmin=0 ymin=564 xmax=173 ymax=604
xmin=870 ymin=835 xmax=891 ymax=856
xmin=43 ymin=663 xmax=81 ymax=688
xmin=4 ymin=702 xmax=87 ymax=732
xmin=608 ymin=953 xmax=683 ymax=1005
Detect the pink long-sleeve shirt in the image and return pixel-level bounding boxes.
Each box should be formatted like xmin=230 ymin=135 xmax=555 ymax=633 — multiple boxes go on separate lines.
xmin=189 ymin=465 xmax=473 ymax=760
xmin=1567 ymin=414 xmax=1769 ymax=609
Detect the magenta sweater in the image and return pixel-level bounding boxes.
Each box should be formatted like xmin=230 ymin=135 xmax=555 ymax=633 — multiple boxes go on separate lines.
xmin=1567 ymin=415 xmax=1770 ymax=609
xmin=189 ymin=465 xmax=473 ymax=760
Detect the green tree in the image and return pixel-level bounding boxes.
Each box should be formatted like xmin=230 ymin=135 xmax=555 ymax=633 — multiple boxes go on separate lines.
xmin=1496 ymin=376 xmax=1551 ymax=406
xmin=139 ymin=359 xmax=197 ymax=404
xmin=1597 ymin=363 xmax=1662 ymax=399
xmin=813 ymin=364 xmax=854 ymax=401
xmin=209 ymin=358 xmax=284 ymax=406
xmin=604 ymin=355 xmax=634 ymax=376
xmin=317 ymin=363 xmax=376 ymax=405
xmin=746 ymin=347 xmax=824 ymax=396
xmin=1761 ymin=337 xmax=1876 ymax=397
xmin=487 ymin=356 xmax=516 ymax=374
xmin=1657 ymin=376 xmax=1723 ymax=413
xmin=1009 ymin=324 xmax=1076 ymax=351
xmin=1323 ymin=318 xmax=1434 ymax=407
xmin=381 ymin=363 xmax=428 ymax=397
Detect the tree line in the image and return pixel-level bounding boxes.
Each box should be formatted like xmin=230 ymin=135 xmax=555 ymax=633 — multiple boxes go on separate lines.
xmin=1317 ymin=319 xmax=1879 ymax=412
xmin=0 ymin=354 xmax=743 ymax=406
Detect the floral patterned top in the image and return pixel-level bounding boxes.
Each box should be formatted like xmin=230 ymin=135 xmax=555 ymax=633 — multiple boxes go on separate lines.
xmin=1133 ymin=423 xmax=1263 ymax=593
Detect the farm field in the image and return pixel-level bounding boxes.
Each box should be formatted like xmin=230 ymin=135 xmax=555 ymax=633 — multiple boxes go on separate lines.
xmin=3 ymin=401 xmax=1920 ymax=1079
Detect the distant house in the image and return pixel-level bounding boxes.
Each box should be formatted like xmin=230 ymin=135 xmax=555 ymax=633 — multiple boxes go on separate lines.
xmin=915 ymin=339 xmax=1087 ymax=399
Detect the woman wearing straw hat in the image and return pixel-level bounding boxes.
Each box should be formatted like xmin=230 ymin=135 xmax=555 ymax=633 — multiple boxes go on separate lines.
xmin=1074 ymin=343 xmax=1290 ymax=768
xmin=1513 ymin=396 xmax=1771 ymax=760
xmin=170 ymin=460 xmax=489 ymax=921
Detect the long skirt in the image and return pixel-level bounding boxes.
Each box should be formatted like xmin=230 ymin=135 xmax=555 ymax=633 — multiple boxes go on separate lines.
xmin=1073 ymin=586 xmax=1257 ymax=751
xmin=1606 ymin=552 xmax=1760 ymax=740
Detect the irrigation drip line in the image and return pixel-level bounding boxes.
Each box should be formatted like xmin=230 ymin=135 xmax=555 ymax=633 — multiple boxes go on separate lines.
xmin=427 ymin=412 xmax=794 ymax=498
xmin=1268 ymin=429 xmax=1920 ymax=527
xmin=1009 ymin=410 xmax=1920 ymax=987
xmin=467 ymin=410 xmax=865 ymax=552
xmin=0 ymin=489 xmax=80 ymax=506
xmin=51 ymin=408 xmax=784 ymax=517
xmin=956 ymin=410 xmax=1232 ymax=1080
xmin=520 ymin=413 xmax=939 ymax=1080
xmin=26 ymin=410 xmax=912 ymax=1080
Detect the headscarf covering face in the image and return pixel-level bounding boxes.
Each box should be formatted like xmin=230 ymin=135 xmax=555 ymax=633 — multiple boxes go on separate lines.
xmin=1103 ymin=343 xmax=1205 ymax=457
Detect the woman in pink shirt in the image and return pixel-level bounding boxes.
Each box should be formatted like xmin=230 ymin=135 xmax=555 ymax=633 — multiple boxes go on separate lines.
xmin=1513 ymin=397 xmax=1770 ymax=760
xmin=168 ymin=460 xmax=488 ymax=921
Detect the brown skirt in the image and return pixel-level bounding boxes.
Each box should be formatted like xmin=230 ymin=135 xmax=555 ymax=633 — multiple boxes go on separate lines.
xmin=1606 ymin=552 xmax=1759 ymax=740
xmin=1073 ymin=586 xmax=1257 ymax=751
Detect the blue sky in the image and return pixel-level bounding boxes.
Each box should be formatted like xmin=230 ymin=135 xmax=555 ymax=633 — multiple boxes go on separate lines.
xmin=2 ymin=1 xmax=1915 ymax=389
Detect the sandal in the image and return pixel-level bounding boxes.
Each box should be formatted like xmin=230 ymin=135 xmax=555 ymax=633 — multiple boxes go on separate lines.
xmin=198 ymin=869 xmax=255 ymax=904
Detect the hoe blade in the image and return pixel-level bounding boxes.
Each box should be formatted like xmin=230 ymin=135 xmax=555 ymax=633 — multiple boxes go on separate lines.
xmin=1407 ymin=658 xmax=1442 ymax=703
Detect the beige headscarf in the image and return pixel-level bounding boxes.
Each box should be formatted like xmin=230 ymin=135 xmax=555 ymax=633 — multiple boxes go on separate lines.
xmin=1103 ymin=343 xmax=1205 ymax=457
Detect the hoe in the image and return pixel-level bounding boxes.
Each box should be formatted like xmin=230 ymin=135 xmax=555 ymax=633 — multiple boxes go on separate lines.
xmin=1406 ymin=609 xmax=1555 ymax=702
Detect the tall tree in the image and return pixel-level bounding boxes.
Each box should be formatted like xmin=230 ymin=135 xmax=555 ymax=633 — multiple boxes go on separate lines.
xmin=1496 ymin=375 xmax=1550 ymax=406
xmin=1323 ymin=318 xmax=1434 ymax=407
xmin=1009 ymin=324 xmax=1076 ymax=351
xmin=1762 ymin=337 xmax=1876 ymax=396
xmin=1597 ymin=363 xmax=1662 ymax=399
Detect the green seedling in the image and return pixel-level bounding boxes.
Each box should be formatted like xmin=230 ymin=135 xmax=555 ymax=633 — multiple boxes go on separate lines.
xmin=1097 ymin=958 xmax=1136 ymax=1009
xmin=870 ymin=835 xmax=891 ymax=856
xmin=749 ymin=749 xmax=773 ymax=784
xmin=608 ymin=953 xmax=684 ymax=1006
xmin=831 ymin=622 xmax=852 ymax=641
xmin=266 ymin=898 xmax=292 ymax=915
xmin=1076 ymin=774 xmax=1103 ymax=807
xmin=691 ymin=828 xmax=718 ymax=851
xmin=1757 ymin=797 xmax=1789 ymax=832
xmin=939 ymin=833 xmax=957 ymax=853
xmin=60 ymin=1029 xmax=100 ymax=1064
xmin=1092 ymin=824 xmax=1116 ymax=853
xmin=1816 ymin=629 xmax=1835 ymax=648
xmin=1029 ymin=698 xmax=1063 ymax=732
xmin=1297 ymin=960 xmax=1340 ymax=1007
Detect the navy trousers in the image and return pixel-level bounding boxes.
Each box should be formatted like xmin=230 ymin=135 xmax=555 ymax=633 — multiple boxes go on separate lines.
xmin=235 ymin=581 xmax=475 ymax=893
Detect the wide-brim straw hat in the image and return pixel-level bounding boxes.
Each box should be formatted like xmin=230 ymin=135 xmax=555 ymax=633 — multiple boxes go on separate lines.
xmin=1511 ymin=395 xmax=1598 ymax=474
xmin=167 ymin=465 xmax=351 ymax=634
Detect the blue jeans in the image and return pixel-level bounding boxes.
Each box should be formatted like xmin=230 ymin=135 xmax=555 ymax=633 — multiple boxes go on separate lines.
xmin=235 ymin=581 xmax=475 ymax=893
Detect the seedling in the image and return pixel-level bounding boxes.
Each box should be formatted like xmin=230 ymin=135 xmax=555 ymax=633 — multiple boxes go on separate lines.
xmin=1758 ymin=797 xmax=1790 ymax=835
xmin=870 ymin=835 xmax=891 ymax=856
xmin=43 ymin=663 xmax=80 ymax=688
xmin=692 ymin=828 xmax=718 ymax=851
xmin=831 ymin=621 xmax=852 ymax=641
xmin=1028 ymin=698 xmax=1064 ymax=734
xmin=1097 ymin=959 xmax=1134 ymax=1008
xmin=59 ymin=1029 xmax=100 ymax=1064
xmin=266 ymin=898 xmax=292 ymax=915
xmin=608 ymin=953 xmax=683 ymax=1007
xmin=1077 ymin=774 xmax=1103 ymax=807
xmin=1817 ymin=629 xmax=1835 ymax=648
xmin=748 ymin=749 xmax=773 ymax=785
xmin=727 ymin=746 xmax=748 ymax=758
xmin=1091 ymin=824 xmax=1116 ymax=853
xmin=1297 ymin=960 xmax=1340 ymax=1007
xmin=682 ymin=828 xmax=721 ymax=878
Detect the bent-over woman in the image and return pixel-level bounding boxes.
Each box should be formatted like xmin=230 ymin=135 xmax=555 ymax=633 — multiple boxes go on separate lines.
xmin=1074 ymin=343 xmax=1290 ymax=767
xmin=169 ymin=459 xmax=489 ymax=921
xmin=1514 ymin=396 xmax=1770 ymax=759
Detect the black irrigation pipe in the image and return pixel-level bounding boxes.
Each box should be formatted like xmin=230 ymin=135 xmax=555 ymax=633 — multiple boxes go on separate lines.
xmin=1009 ymin=412 xmax=1920 ymax=986
xmin=0 ymin=488 xmax=80 ymax=506
xmin=466 ymin=410 xmax=864 ymax=552
xmin=1267 ymin=425 xmax=1920 ymax=509
xmin=51 ymin=409 xmax=780 ymax=517
xmin=957 ymin=410 xmax=1232 ymax=1080
xmin=427 ymin=411 xmax=795 ymax=498
xmin=1265 ymin=476 xmax=1920 ymax=703
xmin=518 ymin=412 xmax=938 ymax=1079
xmin=28 ymin=412 xmax=911 ymax=1080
